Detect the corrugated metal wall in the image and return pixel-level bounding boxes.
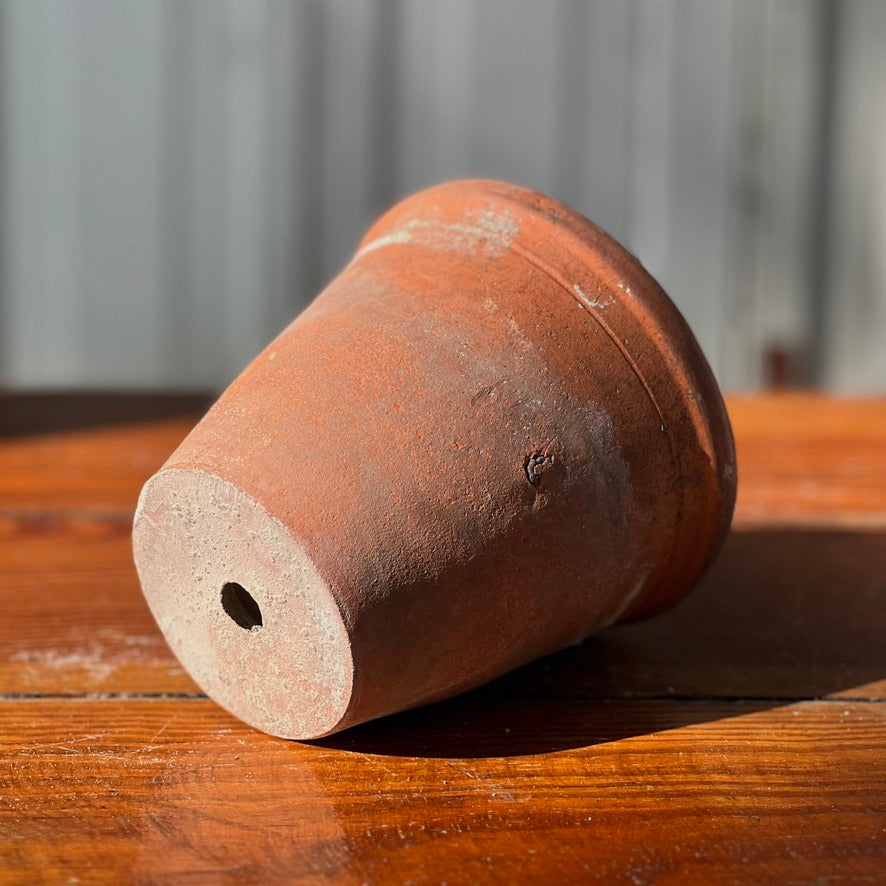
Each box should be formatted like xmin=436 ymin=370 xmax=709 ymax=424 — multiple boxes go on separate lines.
xmin=1 ymin=0 xmax=884 ymax=392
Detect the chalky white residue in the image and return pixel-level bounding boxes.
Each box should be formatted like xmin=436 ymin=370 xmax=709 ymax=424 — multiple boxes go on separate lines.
xmin=354 ymin=226 xmax=415 ymax=258
xmin=456 ymin=204 xmax=519 ymax=250
xmin=572 ymin=283 xmax=614 ymax=310
xmin=9 ymin=645 xmax=117 ymax=684
xmin=7 ymin=628 xmax=167 ymax=689
xmin=356 ymin=203 xmax=519 ymax=260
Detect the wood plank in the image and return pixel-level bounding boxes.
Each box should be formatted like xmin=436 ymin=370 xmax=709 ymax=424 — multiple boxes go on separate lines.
xmin=0 ymin=698 xmax=883 ymax=884
xmin=0 ymin=393 xmax=207 ymax=518
xmin=0 ymin=519 xmax=197 ymax=695
xmin=0 ymin=417 xmax=194 ymax=519
xmin=728 ymin=394 xmax=886 ymax=527
xmin=2 ymin=518 xmax=882 ymax=702
xmin=3 ymin=394 xmax=885 ymax=528
xmin=1 ymin=395 xmax=883 ymax=884
xmin=580 ymin=526 xmax=886 ymax=701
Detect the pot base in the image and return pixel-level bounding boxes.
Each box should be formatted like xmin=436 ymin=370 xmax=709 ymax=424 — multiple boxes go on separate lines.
xmin=134 ymin=468 xmax=353 ymax=739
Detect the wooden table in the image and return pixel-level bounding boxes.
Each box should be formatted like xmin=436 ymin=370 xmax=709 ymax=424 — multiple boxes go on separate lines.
xmin=1 ymin=393 xmax=884 ymax=884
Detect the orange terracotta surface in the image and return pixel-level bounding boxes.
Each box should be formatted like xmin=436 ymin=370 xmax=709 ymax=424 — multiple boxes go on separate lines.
xmin=133 ymin=181 xmax=736 ymax=739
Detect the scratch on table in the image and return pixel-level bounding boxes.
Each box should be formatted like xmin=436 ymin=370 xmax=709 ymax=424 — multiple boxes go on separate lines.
xmin=18 ymin=734 xmax=101 ymax=753
xmin=140 ymin=717 xmax=174 ymax=753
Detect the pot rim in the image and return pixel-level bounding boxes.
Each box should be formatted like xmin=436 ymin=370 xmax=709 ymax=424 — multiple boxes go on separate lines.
xmin=358 ymin=178 xmax=737 ymax=622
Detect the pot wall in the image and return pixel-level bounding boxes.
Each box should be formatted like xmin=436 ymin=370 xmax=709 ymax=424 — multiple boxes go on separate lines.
xmin=133 ymin=180 xmax=736 ymax=738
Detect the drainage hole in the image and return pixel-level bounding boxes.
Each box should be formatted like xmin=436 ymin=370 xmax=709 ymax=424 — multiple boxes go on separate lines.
xmin=221 ymin=582 xmax=263 ymax=631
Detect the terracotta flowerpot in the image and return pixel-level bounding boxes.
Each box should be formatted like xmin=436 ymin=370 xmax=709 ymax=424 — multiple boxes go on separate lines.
xmin=133 ymin=179 xmax=736 ymax=740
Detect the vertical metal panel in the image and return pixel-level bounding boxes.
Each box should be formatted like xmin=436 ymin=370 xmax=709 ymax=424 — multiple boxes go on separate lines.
xmin=395 ymin=0 xmax=478 ymax=192
xmin=1 ymin=0 xmax=85 ymax=385
xmin=77 ymin=0 xmax=166 ymax=385
xmin=659 ymin=0 xmax=738 ymax=379
xmin=625 ymin=0 xmax=676 ymax=282
xmin=0 ymin=0 xmax=882 ymax=391
xmin=466 ymin=0 xmax=562 ymax=196
xmin=824 ymin=0 xmax=886 ymax=392
xmin=0 ymin=0 xmax=311 ymax=389
xmin=318 ymin=0 xmax=391 ymax=283
xmin=181 ymin=0 xmax=310 ymax=388
xmin=571 ymin=1 xmax=635 ymax=244
xmin=723 ymin=0 xmax=827 ymax=389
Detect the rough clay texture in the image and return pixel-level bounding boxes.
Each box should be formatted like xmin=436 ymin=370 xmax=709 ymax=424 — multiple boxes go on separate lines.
xmin=132 ymin=179 xmax=737 ymax=740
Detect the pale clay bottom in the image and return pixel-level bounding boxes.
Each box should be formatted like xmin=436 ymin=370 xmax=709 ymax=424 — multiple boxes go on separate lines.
xmin=132 ymin=468 xmax=353 ymax=740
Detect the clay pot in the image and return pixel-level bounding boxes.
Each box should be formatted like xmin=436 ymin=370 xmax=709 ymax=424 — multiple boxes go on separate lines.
xmin=133 ymin=179 xmax=736 ymax=740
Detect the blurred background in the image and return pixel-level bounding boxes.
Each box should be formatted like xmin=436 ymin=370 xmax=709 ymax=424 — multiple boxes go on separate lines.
xmin=0 ymin=0 xmax=883 ymax=393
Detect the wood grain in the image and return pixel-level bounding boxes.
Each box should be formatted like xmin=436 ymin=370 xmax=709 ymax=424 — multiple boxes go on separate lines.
xmin=1 ymin=393 xmax=885 ymax=883
xmin=2 ymin=521 xmax=883 ymax=702
xmin=1 ymin=699 xmax=883 ymax=885
xmin=0 ymin=392 xmax=208 ymax=519
xmin=4 ymin=393 xmax=884 ymax=525
xmin=0 ymin=519 xmax=197 ymax=695
xmin=728 ymin=394 xmax=886 ymax=527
